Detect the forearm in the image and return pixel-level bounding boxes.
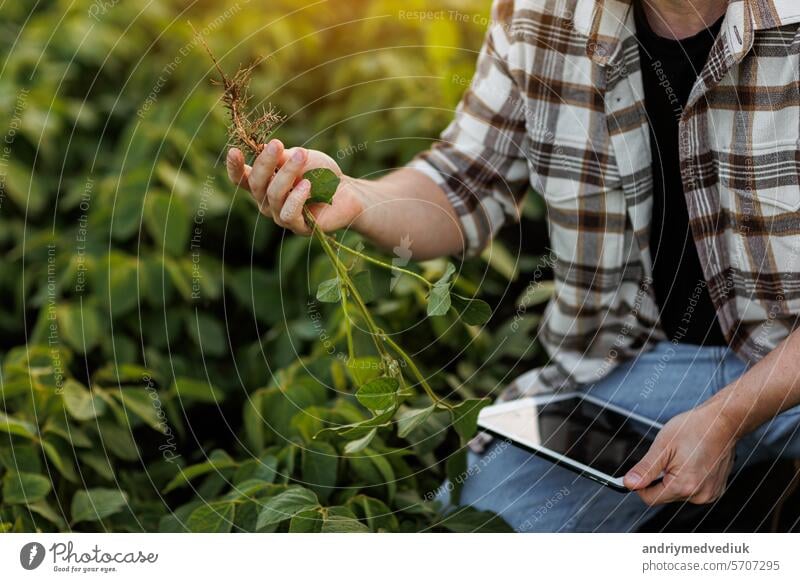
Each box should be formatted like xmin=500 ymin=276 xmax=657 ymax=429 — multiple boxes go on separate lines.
xmin=348 ymin=168 xmax=465 ymax=260
xmin=702 ymin=328 xmax=800 ymax=438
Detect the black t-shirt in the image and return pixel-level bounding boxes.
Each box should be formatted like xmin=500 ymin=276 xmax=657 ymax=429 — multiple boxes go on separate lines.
xmin=634 ymin=2 xmax=727 ymax=346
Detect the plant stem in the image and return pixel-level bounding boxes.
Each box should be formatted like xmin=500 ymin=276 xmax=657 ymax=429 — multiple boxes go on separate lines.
xmin=303 ymin=209 xmax=449 ymax=407
xmin=198 ymin=39 xmax=452 ymax=412
xmin=381 ymin=333 xmax=452 ymax=410
xmin=304 ymin=209 xmax=390 ymax=362
xmin=326 ymin=236 xmax=432 ymax=288
xmin=340 ymin=282 xmax=355 ymax=361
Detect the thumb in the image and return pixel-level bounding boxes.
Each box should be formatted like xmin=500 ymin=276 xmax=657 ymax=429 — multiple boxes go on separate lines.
xmin=624 ymin=445 xmax=667 ymax=490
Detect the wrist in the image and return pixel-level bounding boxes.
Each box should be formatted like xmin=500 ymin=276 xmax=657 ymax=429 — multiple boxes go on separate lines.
xmin=699 ymin=396 xmax=748 ymax=442
xmin=345 ymin=177 xmax=376 ymax=235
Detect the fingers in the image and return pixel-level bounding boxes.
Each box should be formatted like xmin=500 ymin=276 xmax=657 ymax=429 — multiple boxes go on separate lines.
xmin=624 ymin=445 xmax=668 ymax=491
xmin=226 ymin=148 xmax=252 ymax=190
xmin=637 ymin=474 xmax=708 ymax=506
xmin=248 ymin=140 xmax=284 ymax=213
xmin=636 ymin=481 xmax=673 ymax=506
xmin=267 ymin=147 xmax=307 ymax=222
xmin=279 ymin=179 xmax=312 ymax=233
xmin=227 ymin=141 xmax=314 ymax=232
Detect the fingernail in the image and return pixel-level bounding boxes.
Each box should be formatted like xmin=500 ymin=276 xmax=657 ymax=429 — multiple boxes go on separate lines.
xmin=292 ymin=149 xmax=305 ymax=163
xmin=625 ymin=472 xmax=642 ymax=487
xmin=298 ymin=179 xmax=310 ymax=191
xmin=266 ymin=141 xmax=278 ymax=155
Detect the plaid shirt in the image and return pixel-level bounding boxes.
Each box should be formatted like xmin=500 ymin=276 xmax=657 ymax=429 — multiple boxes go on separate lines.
xmin=409 ymin=0 xmax=800 ymax=397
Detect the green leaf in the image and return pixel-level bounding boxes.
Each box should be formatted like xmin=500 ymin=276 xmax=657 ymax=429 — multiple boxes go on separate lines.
xmin=434 ymin=263 xmax=457 ymax=287
xmin=303 ymin=168 xmax=340 ymax=204
xmin=233 ymin=455 xmax=278 ymax=485
xmin=0 ymin=376 xmax=31 ymax=399
xmin=427 ymin=284 xmax=452 ymax=317
xmin=92 ymin=363 xmax=153 ymax=386
xmin=243 ymin=390 xmax=265 ymax=451
xmin=224 ymin=480 xmax=277 ymax=502
xmin=163 ymin=452 xmax=237 ymax=493
xmin=27 ymin=500 xmax=66 ymax=529
xmin=139 ymin=255 xmax=172 ymax=306
xmin=355 ymin=377 xmax=398 ymax=412
xmin=362 ymin=448 xmax=396 ymax=503
xmin=56 ymin=303 xmax=102 ymax=354
xmin=396 ymin=405 xmax=435 ymax=438
xmin=301 ymin=442 xmax=338 ymax=502
xmin=187 ymin=501 xmax=235 ymax=533
xmin=185 ymin=311 xmax=228 ymax=357
xmin=0 ymin=445 xmax=41 ymax=473
xmin=0 ymin=412 xmax=37 ymax=439
xmin=94 ymin=421 xmax=139 ymax=461
xmin=163 ymin=256 xmax=193 ymax=301
xmin=228 ymin=268 xmax=281 ymax=325
xmin=170 ymin=377 xmax=222 ymax=404
xmin=516 ymin=280 xmax=556 ymax=308
xmin=43 ymin=416 xmax=92 ymax=448
xmin=62 ymin=379 xmax=106 ymax=421
xmin=41 ymin=440 xmax=78 ymax=482
xmin=316 ymin=277 xmax=341 ymax=303
xmin=315 ymin=408 xmax=394 ymax=440
xmin=345 ymin=356 xmax=383 ymax=386
xmin=445 ymin=447 xmax=467 ymax=505
xmin=481 ymin=239 xmax=518 ymax=281
xmin=352 ymin=270 xmax=374 ymax=303
xmin=321 ymin=510 xmax=369 ymax=532
xmin=288 ymin=508 xmax=323 ymax=533
xmin=2 ymin=160 xmax=46 ymax=215
xmin=94 ymin=253 xmax=138 ymax=317
xmin=450 ymin=398 xmax=491 ymax=445
xmin=109 ymin=388 xmax=164 ymax=433
xmin=158 ymin=500 xmax=203 ymax=533
xmin=80 ymin=452 xmax=115 ymax=481
xmin=71 ymin=488 xmax=128 ymax=524
xmin=436 ymin=507 xmax=515 ymax=533
xmin=256 ymin=487 xmax=320 ymax=528
xmin=451 ymin=295 xmax=492 ymax=326
xmin=346 ymin=495 xmax=399 ymax=532
xmin=258 ymin=379 xmax=329 ymax=443
xmin=2 ymin=472 xmax=51 ymax=504
xmin=144 ymin=192 xmax=191 ymax=256
xmin=343 ymin=428 xmax=377 ymax=454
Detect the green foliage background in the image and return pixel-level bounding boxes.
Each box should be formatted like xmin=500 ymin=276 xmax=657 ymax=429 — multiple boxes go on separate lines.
xmin=0 ymin=0 xmax=551 ymax=532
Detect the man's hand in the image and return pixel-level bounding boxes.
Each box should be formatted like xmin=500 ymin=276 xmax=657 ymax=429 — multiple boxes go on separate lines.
xmin=226 ymin=138 xmax=465 ymax=259
xmin=623 ymin=405 xmax=738 ymax=506
xmin=226 ymin=139 xmax=365 ymax=235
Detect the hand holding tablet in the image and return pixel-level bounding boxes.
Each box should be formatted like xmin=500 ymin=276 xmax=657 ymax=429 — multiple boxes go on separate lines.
xmin=477 ymin=393 xmax=663 ymax=492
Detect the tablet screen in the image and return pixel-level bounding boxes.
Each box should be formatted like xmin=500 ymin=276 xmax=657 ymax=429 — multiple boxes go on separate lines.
xmin=483 ymin=396 xmax=659 ymax=479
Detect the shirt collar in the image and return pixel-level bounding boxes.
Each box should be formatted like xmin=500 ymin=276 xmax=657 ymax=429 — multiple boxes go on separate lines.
xmin=574 ymin=0 xmax=800 ymax=65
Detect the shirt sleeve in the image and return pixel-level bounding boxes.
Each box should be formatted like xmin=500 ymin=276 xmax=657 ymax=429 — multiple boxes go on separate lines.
xmin=407 ymin=0 xmax=530 ymax=256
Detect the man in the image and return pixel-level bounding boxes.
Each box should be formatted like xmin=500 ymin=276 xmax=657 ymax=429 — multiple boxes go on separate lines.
xmin=227 ymin=0 xmax=800 ymax=531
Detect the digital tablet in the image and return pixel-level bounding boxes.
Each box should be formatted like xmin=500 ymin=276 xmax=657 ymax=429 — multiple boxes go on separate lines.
xmin=477 ymin=392 xmax=663 ymax=492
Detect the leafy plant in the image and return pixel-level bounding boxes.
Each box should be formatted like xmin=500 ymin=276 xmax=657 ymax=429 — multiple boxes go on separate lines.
xmin=199 ymin=37 xmax=493 ymax=457
xmin=0 ymin=0 xmax=551 ymax=534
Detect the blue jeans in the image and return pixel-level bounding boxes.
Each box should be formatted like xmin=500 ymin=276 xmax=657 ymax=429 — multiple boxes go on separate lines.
xmin=445 ymin=342 xmax=800 ymax=532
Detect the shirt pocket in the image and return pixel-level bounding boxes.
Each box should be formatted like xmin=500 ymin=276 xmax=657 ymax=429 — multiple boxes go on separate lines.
xmin=717 ymin=137 xmax=800 ymax=313
xmin=718 ymin=138 xmax=800 ymax=213
xmin=526 ymin=128 xmax=628 ymax=303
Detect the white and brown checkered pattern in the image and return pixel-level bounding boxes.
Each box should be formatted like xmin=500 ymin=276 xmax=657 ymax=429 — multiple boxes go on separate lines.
xmin=409 ymin=0 xmax=800 ymax=397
